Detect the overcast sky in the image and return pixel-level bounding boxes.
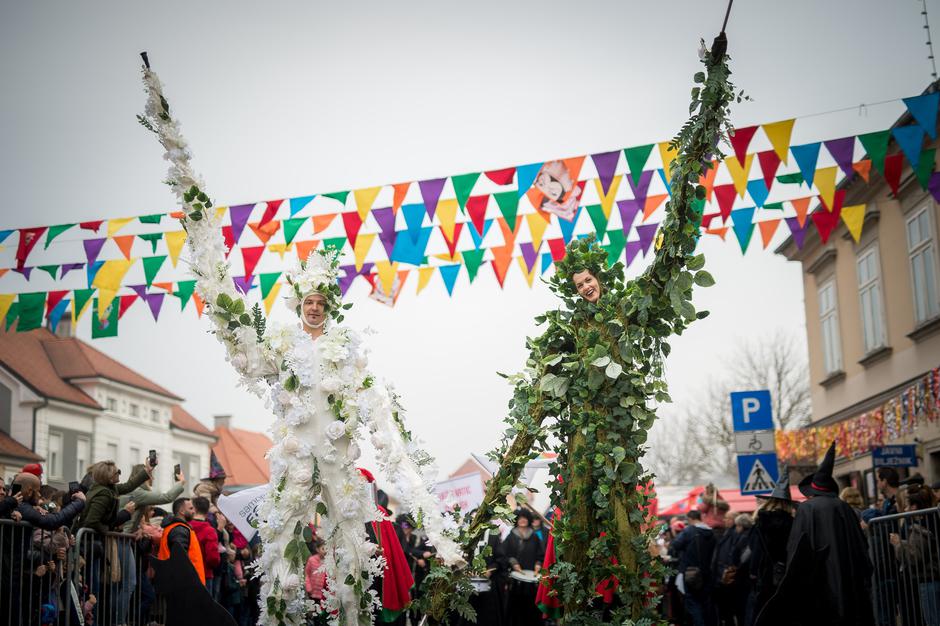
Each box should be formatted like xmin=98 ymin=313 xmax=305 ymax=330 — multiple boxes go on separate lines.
xmin=0 ymin=1 xmax=931 ymax=482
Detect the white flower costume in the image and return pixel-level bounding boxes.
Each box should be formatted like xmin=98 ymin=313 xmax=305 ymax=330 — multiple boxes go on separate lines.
xmin=139 ymin=62 xmax=463 ymax=626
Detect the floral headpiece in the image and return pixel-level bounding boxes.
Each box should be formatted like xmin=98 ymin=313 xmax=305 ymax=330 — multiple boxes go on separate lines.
xmin=284 ymin=247 xmax=345 ymax=322
xmin=548 ymin=235 xmax=625 ymax=306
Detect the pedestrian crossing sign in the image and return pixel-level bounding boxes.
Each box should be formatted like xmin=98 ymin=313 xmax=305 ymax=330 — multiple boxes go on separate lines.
xmin=737 ymin=453 xmax=779 ymax=496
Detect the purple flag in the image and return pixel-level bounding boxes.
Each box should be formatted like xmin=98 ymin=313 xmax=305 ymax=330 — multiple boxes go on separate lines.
xmin=520 ymin=242 xmax=539 ymax=273
xmin=338 ymin=263 xmax=374 ymax=296
xmin=130 ymin=284 xmax=149 ymax=299
xmin=372 ymin=207 xmax=397 ymax=258
xmin=625 ymin=240 xmax=643 ymax=267
xmin=824 ymin=137 xmax=856 ymax=178
xmin=60 ymin=262 xmax=85 ymax=279
xmin=233 ymin=275 xmax=255 ymax=295
xmin=636 ymin=223 xmax=658 ymax=256
xmin=229 ymin=204 xmax=255 ymax=245
xmin=418 ymin=178 xmax=446 ymax=220
xmin=626 ymin=170 xmax=654 ymax=203
xmin=146 ymin=293 xmax=165 ymax=321
xmin=785 ymin=217 xmax=809 ymax=250
xmin=13 ymin=267 xmax=33 ymax=280
xmin=617 ymin=199 xmax=640 ymax=236
xmin=929 ymin=172 xmax=940 ymax=204
xmin=591 ymin=150 xmax=621 ymax=195
xmin=83 ymin=238 xmax=106 ymax=265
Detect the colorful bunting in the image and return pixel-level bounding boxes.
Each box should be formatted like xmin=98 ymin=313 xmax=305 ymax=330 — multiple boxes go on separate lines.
xmin=790 ymin=143 xmax=821 ymax=189
xmin=904 ymin=92 xmax=940 ymax=139
xmin=841 ymin=204 xmax=866 ymax=243
xmin=757 ymin=150 xmax=781 ymax=189
xmin=164 ymin=230 xmax=187 ymax=267
xmin=730 ymin=125 xmax=759 ymax=166
xmin=858 ymin=130 xmax=890 ymax=175
xmin=892 ymin=125 xmax=926 ymax=168
xmin=730 ymin=208 xmax=756 ymax=253
xmin=44 ymin=224 xmax=75 ymax=249
xmin=763 ymin=119 xmax=795 ymax=164
xmin=824 ymin=137 xmax=856 ymax=178
xmin=289 ymin=195 xmax=315 ymax=216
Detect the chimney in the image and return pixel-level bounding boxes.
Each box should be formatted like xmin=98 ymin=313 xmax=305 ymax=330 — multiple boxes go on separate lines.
xmin=51 ymin=316 xmax=74 ymax=338
xmin=213 ymin=414 xmax=233 ymax=430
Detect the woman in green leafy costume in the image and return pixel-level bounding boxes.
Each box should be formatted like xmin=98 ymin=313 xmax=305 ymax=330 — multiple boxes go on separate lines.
xmin=421 ymin=28 xmax=740 ymax=626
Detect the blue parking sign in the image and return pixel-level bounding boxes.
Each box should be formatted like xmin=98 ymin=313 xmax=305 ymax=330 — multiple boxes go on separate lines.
xmin=737 ymin=453 xmax=779 ymax=496
xmin=731 ymin=390 xmax=774 ymax=432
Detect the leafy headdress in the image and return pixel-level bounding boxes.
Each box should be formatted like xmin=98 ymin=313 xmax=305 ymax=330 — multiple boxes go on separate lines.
xmin=549 ymin=235 xmax=625 ymax=310
xmin=284 ymin=247 xmax=347 ymax=325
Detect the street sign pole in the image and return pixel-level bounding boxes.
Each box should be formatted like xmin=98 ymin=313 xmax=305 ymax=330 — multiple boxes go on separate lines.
xmin=731 ymin=389 xmax=778 ymax=496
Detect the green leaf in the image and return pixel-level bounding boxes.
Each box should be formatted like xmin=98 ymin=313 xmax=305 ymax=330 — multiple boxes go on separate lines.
xmin=316 ymin=502 xmax=328 ymax=516
xmin=605 ymin=361 xmax=623 ymax=379
xmin=591 ymin=356 xmax=611 ymax=368
xmin=693 ymin=270 xmax=715 ymax=287
xmin=611 ymin=446 xmax=626 ymax=465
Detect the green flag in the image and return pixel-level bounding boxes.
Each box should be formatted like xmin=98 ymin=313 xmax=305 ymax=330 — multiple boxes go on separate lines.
xmin=585 ymin=204 xmax=608 ymax=239
xmin=38 ymin=265 xmax=59 ymax=280
xmin=44 ymin=224 xmax=75 ymax=249
xmin=462 ymin=249 xmax=486 ymax=282
xmin=763 ymin=202 xmax=784 ymax=211
xmin=91 ymin=298 xmax=119 ymax=338
xmin=451 ymin=173 xmax=481 ymax=211
xmin=858 ymin=129 xmax=891 ymax=175
xmin=323 ymin=191 xmax=350 ymax=205
xmin=776 ymin=172 xmax=804 ymax=185
xmin=624 ymin=144 xmax=655 ymax=183
xmin=259 ymin=272 xmax=282 ymax=299
xmin=4 ymin=303 xmax=18 ymax=331
xmin=72 ymin=289 xmax=95 ymax=322
xmin=915 ymin=148 xmax=936 ymax=190
xmin=138 ymin=214 xmax=163 ymax=224
xmin=493 ymin=192 xmax=519 ymax=226
xmin=142 ymin=255 xmax=167 ymax=287
xmin=138 ymin=232 xmax=164 ymax=253
xmin=173 ymin=280 xmax=197 ymax=310
xmin=604 ymin=230 xmax=626 ymax=267
xmin=323 ymin=237 xmax=347 ymax=252
xmin=16 ymin=292 xmax=47 ymax=331
xmin=282 ymin=217 xmax=307 ymax=244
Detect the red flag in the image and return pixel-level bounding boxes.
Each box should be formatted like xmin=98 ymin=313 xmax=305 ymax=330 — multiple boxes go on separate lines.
xmin=45 ymin=290 xmax=69 ymax=316
xmin=466 ymin=195 xmax=489 ymax=235
xmin=757 ymin=150 xmax=781 ymax=190
xmin=730 ymin=126 xmax=759 ymax=166
xmin=883 ymin=153 xmax=903 ymax=196
xmin=259 ymin=199 xmax=283 ymax=226
xmin=118 ymin=294 xmax=138 ymax=319
xmin=241 ymin=246 xmax=265 ymax=277
xmin=15 ymin=227 xmax=47 ymax=270
xmin=80 ymin=220 xmax=105 ymax=232
xmin=811 ymin=205 xmax=842 ymax=244
xmin=547 ymin=238 xmax=567 ymax=262
xmin=485 ymin=167 xmax=516 ymax=186
xmin=221 ymin=226 xmax=235 ymax=257
xmin=713 ymin=184 xmax=737 ymax=222
xmin=341 ymin=212 xmax=363 ymax=248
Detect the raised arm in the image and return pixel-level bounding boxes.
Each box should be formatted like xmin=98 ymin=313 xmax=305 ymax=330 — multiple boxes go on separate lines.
xmin=139 ymin=56 xmax=278 ymax=386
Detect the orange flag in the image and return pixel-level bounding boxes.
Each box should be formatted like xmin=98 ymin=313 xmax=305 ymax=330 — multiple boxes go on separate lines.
xmin=758 ymin=219 xmax=781 ymax=249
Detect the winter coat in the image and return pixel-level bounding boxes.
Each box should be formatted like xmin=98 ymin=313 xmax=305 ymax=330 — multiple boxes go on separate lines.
xmin=118 ymin=479 xmax=185 ymax=532
xmin=190 ymin=518 xmax=221 ymax=580
xmin=72 ymin=466 xmax=150 ymax=535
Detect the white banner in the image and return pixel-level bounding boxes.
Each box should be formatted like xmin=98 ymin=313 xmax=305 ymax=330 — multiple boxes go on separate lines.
xmin=217 ymin=485 xmax=267 ymax=541
xmin=434 ymin=473 xmax=484 ymax=513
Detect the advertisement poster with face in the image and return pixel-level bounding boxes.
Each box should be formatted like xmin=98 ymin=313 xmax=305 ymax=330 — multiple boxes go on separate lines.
xmin=527 ymin=157 xmax=586 ymax=221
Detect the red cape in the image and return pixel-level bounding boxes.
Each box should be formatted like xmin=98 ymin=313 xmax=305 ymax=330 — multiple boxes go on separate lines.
xmin=373 ymin=509 xmax=414 ymax=622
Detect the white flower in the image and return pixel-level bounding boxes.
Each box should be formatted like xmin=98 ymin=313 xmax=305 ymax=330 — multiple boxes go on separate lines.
xmin=338 ymin=498 xmax=360 ymax=519
xmin=320 ymin=376 xmax=343 ymax=393
xmin=282 ymin=574 xmax=301 ymax=591
xmin=325 ymin=420 xmax=347 ymax=441
xmin=281 ymin=437 xmax=300 ymax=455
xmin=347 ymin=442 xmax=361 ymax=461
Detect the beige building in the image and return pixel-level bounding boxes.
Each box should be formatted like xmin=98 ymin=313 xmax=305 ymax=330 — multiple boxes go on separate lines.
xmin=777 ymin=98 xmax=940 ymax=499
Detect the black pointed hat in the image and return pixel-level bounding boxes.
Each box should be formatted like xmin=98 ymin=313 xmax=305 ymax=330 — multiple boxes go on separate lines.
xmin=768 ymin=466 xmax=792 ymax=502
xmin=798 ymin=441 xmax=839 ymax=497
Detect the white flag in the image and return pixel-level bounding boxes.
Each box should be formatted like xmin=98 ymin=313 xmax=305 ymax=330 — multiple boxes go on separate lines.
xmin=217 ymin=485 xmax=267 ymax=541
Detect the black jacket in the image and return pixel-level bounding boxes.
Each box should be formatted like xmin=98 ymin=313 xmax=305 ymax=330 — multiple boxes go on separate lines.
xmin=17 ymin=498 xmax=85 ymax=530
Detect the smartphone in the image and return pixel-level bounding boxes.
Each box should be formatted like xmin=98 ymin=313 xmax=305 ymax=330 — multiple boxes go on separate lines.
xmin=148 ymin=449 xmax=158 ymax=467
xmin=10 ymin=483 xmax=22 ymax=496
xmin=68 ymin=481 xmax=81 ymax=496
xmin=173 ymin=464 xmax=181 ymax=478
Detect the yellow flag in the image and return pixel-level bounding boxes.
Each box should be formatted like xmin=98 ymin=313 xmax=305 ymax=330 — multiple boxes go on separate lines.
xmin=107 ymin=218 xmax=133 ymax=238
xmin=92 ymin=259 xmax=135 ymax=317
xmin=96 ymin=290 xmax=117 ymax=319
xmin=526 ymin=213 xmax=549 ymax=251
xmin=594 ymin=175 xmax=622 ymax=219
xmin=814 ymin=166 xmax=838 ymax=210
xmin=353 ymin=233 xmax=375 ymax=270
xmin=516 ymin=257 xmax=536 ymax=287
xmin=0 ymin=294 xmax=14 ymax=324
xmin=725 ymin=153 xmax=754 ymax=198
xmin=215 ymin=206 xmax=228 ymax=220
xmin=416 ymin=266 xmax=436 ymax=294
xmin=841 ymin=204 xmax=866 ymax=242
xmin=354 ymin=186 xmax=382 ymax=221
xmin=268 ymin=243 xmax=293 ymax=259
xmin=374 ymin=260 xmax=399 ymax=295
xmin=436 ymin=199 xmax=459 ymax=242
xmin=762 ymin=119 xmax=795 ymax=164
xmin=263 ymin=282 xmax=282 ymax=314
xmin=165 ymin=231 xmax=188 ymax=267
xmin=659 ymin=142 xmax=679 ymax=182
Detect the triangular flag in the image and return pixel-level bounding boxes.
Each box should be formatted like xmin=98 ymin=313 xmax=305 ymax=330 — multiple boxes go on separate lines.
xmin=341 ymin=212 xmax=363 ymax=248
xmin=322 ymin=191 xmax=350 ymax=206
xmin=323 ymin=237 xmax=347 ymax=252
xmin=373 ymin=207 xmax=397 ymax=258
xmin=312 ymin=213 xmax=337 ymax=234
xmin=757 ymin=150 xmax=781 ymax=190
xmin=439 ymin=265 xmax=460 ymax=296
xmin=841 ymin=204 xmax=866 ymax=243
xmin=852 ymin=159 xmax=872 ymax=183
xmin=916 ymin=148 xmax=936 ymax=189
xmin=526 ymin=214 xmax=550 ymax=251
xmin=165 ymin=231 xmax=187 ymax=267
xmin=658 ymin=142 xmax=679 ymax=183
xmin=173 ymin=280 xmax=198 ymax=310
xmin=139 ymin=232 xmax=164 ymax=254
xmin=746 ymin=179 xmax=770 ymax=208
xmin=541 ymin=251 xmax=554 ymax=274
xmin=586 ymin=205 xmax=608 ymax=239
xmin=625 ymin=240 xmax=643 ymax=267
xmin=811 ymin=205 xmax=841 ymax=245
xmin=790 ymin=143 xmax=821 ymax=188
xmin=289 ymin=195 xmax=316 ymax=216
xmin=353 ymin=233 xmax=375 ymax=271
xmin=45 ymin=290 xmax=68 ymax=317
xmin=726 ymin=153 xmax=754 ymax=198
xmin=142 ymin=255 xmax=166 ymax=287
xmin=80 ymin=220 xmax=105 ymax=232
xmin=248 ymin=220 xmax=280 ymax=245
xmin=92 ymin=259 xmax=135 ymax=316
xmin=790 ymin=197 xmax=812 ymax=227
xmin=904 ymin=92 xmax=940 ymax=139
xmin=259 ymin=200 xmax=283 ymax=227
xmin=485 ymin=167 xmax=515 ymax=186
xmin=594 ymin=175 xmax=622 ymax=219
xmin=259 ymin=271 xmax=282 ymax=300
xmin=241 ymin=246 xmax=265 ymax=277
xmin=604 ymin=229 xmax=626 ymax=266
xmin=113 ymin=235 xmax=135 ymax=259
xmin=151 ymin=282 xmax=174 ymax=293
xmin=516 ymin=256 xmax=537 ymax=287
xmin=353 ymin=187 xmax=382 ymax=221
xmin=892 ymin=125 xmax=927 ymax=168
xmin=493 ymin=192 xmax=519 ymax=226
xmin=228 ymin=204 xmax=254 ymax=244
xmin=91 ymin=297 xmax=119 ymax=336
xmin=373 ymin=261 xmax=398 ymax=295
xmin=72 ymin=288 xmax=95 ymax=324
xmin=469 ymin=219 xmax=493 ymax=249
xmin=391 ymin=182 xmax=411 ymax=213
xmin=232 ymin=275 xmax=255 ymax=295
xmin=762 ymin=119 xmax=795 ymax=164
xmin=713 ymin=184 xmax=737 ymax=221
xmin=730 ymin=125 xmax=759 ymax=166
xmin=416 ymin=266 xmax=436 ymax=294
xmin=47 ymin=297 xmax=70 ymax=333
xmin=516 ymin=162 xmax=543 ymax=196
xmin=418 ymin=178 xmax=446 ymax=219
xmin=636 ymin=223 xmax=658 ymax=256
xmin=138 ymin=214 xmax=163 ymax=224
xmin=883 ymin=153 xmax=904 ymax=196
xmin=466 ymin=195 xmax=490 ymax=236
xmin=626 ymin=169 xmax=654 ymax=204
xmin=699 ymin=159 xmax=719 ymax=201
xmin=591 ymin=151 xmax=621 ymax=195
xmin=824 ymin=137 xmax=857 ymax=178
xmin=44 ymin=224 xmax=75 ymax=249
xmin=547 ymin=238 xmax=567 ymax=262
xmin=643 ymin=194 xmax=668 ymax=221
xmin=107 ymin=218 xmax=133 ymax=238
xmin=558 ymin=206 xmax=581 ymax=243
xmin=624 ymin=144 xmax=655 ymax=184
xmin=390 ymin=227 xmax=432 ymax=266
xmin=520 ymin=242 xmax=539 ymax=273
xmin=145 ymin=293 xmax=165 ymax=321
xmin=618 ymin=199 xmax=640 ymax=236
xmin=436 ymin=199 xmax=459 ymax=242
xmin=0 ymin=294 xmax=14 ymax=325
xmin=462 ymin=249 xmax=486 ymax=282
xmin=38 ymin=265 xmax=59 ymax=280
xmin=858 ymin=130 xmax=890 ymax=175
xmin=295 ymin=240 xmax=319 ymax=261
xmin=452 ymin=173 xmax=481 ymax=210
xmin=757 ymin=219 xmax=781 ymax=249
xmin=86 ymin=260 xmax=104 ymax=286
xmin=83 ymin=237 xmax=106 ymax=265
xmin=814 ymin=166 xmax=838 ymax=210
xmin=15 ymin=227 xmax=47 ymax=270
xmin=730 ymin=208 xmax=756 ymax=253
xmin=282 ymin=217 xmax=307 ymax=244
xmin=118 ymin=294 xmax=138 ymax=320
xmin=401 ymin=203 xmax=426 ymax=243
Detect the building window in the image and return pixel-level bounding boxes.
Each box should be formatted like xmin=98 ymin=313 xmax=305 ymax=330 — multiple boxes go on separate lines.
xmin=151 ymin=409 xmax=160 ymax=422
xmin=857 ymin=245 xmax=886 ymax=353
xmin=130 ymin=446 xmax=141 ymax=467
xmin=48 ymin=432 xmax=63 ymax=480
xmin=818 ymin=279 xmax=843 ymax=375
xmin=76 ymin=436 xmax=90 ymax=478
xmin=107 ymin=442 xmax=119 ymax=464
xmin=907 ymin=205 xmax=940 ymax=324
xmin=107 ymin=397 xmax=117 ymax=411
xmin=129 ymin=403 xmax=139 ymax=417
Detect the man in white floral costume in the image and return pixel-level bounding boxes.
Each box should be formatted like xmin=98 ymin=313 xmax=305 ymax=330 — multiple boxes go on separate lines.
xmin=138 ymin=58 xmax=463 ymax=626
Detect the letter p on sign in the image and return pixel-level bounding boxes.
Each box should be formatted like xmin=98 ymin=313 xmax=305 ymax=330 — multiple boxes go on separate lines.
xmin=731 ymin=390 xmax=774 ymax=432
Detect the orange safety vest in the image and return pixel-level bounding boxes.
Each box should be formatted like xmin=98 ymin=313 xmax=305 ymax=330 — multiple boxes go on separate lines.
xmin=158 ymin=521 xmax=206 ymax=585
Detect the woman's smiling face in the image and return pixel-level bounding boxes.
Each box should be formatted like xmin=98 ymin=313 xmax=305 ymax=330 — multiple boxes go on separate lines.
xmin=572 ymin=270 xmax=601 ymax=303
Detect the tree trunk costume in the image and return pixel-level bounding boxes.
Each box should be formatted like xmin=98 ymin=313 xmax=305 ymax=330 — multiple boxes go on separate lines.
xmin=422 ymin=29 xmax=738 ymax=625
xmin=138 ymin=57 xmax=462 ymax=626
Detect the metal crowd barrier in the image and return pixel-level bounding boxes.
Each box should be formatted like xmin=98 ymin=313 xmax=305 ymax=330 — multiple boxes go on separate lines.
xmin=869 ymin=507 xmax=940 ymax=626
xmin=1 ymin=518 xmax=75 ymax=626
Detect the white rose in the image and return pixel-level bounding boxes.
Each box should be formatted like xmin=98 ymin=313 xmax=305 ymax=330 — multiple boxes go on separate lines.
xmin=339 ymin=498 xmax=360 ymax=519
xmin=320 ymin=377 xmax=342 ymax=393
xmin=325 ymin=420 xmax=347 ymax=441
xmin=281 ymin=437 xmax=300 ymax=454
xmin=290 ymin=464 xmax=312 ymax=485
xmin=347 ymin=442 xmax=361 ymax=461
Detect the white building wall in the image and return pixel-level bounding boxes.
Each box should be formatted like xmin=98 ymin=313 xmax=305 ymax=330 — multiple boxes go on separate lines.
xmin=0 ymin=366 xmax=43 ymax=449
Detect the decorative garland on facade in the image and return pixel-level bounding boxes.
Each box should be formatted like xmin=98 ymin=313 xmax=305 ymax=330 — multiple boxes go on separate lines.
xmin=139 ymin=55 xmax=463 ymax=626
xmin=420 ymin=32 xmax=737 ymax=625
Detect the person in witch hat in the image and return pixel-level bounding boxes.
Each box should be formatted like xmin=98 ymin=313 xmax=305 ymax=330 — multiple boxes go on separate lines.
xmin=757 ymin=442 xmax=874 ymax=626
xmin=747 ymin=468 xmax=796 ymax=623
xmin=194 ymin=452 xmax=227 ymax=505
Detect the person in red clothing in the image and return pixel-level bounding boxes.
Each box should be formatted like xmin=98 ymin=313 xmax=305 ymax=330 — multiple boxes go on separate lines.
xmin=191 ymin=496 xmax=222 ymax=599
xmin=305 ymin=539 xmax=329 ymax=624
